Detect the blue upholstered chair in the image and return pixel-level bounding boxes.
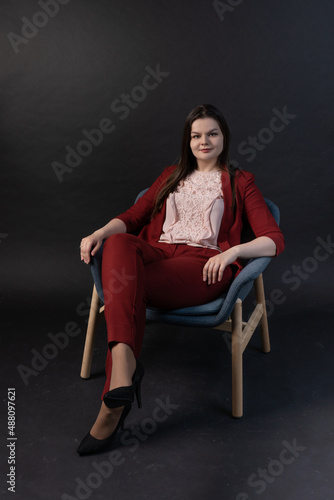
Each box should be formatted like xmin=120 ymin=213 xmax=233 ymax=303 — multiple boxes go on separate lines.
xmin=80 ymin=189 xmax=280 ymax=418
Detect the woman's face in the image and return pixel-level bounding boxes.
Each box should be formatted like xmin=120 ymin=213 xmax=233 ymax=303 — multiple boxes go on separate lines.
xmin=190 ymin=117 xmax=224 ymax=166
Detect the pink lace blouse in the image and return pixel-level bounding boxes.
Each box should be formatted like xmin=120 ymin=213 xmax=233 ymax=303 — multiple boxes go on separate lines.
xmin=159 ymin=169 xmax=224 ymax=251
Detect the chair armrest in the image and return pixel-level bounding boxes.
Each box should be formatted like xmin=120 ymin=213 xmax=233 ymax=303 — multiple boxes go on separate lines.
xmin=213 ymin=256 xmax=272 ymax=325
xmin=89 ymin=243 xmax=105 ymax=303
xmin=88 ymin=240 xmax=272 ymax=326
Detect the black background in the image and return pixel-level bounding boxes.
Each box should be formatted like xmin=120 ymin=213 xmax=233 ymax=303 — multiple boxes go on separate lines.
xmin=1 ymin=0 xmax=333 ymax=304
xmin=1 ymin=1 xmax=334 ymax=499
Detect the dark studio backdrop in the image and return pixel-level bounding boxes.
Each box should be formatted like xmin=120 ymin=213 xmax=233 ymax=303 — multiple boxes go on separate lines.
xmin=1 ymin=0 xmax=334 ymax=498
xmin=1 ymin=0 xmax=333 ymax=306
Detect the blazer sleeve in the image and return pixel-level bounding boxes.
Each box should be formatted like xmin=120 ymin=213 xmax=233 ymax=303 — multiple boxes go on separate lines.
xmin=115 ymin=165 xmax=176 ymax=234
xmin=242 ymin=172 xmax=285 ymax=256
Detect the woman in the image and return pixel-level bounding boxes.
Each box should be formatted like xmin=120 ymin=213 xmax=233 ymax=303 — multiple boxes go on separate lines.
xmin=77 ymin=104 xmax=284 ymax=456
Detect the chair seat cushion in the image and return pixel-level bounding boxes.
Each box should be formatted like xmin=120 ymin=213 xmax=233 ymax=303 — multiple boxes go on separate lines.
xmin=148 ymin=294 xmax=226 ymax=316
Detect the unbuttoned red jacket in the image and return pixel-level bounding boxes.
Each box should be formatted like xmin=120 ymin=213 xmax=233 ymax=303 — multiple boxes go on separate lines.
xmin=115 ymin=165 xmax=285 ymax=273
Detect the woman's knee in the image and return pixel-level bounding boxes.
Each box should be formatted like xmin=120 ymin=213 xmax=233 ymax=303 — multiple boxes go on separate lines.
xmin=104 ymin=233 xmax=137 ymax=251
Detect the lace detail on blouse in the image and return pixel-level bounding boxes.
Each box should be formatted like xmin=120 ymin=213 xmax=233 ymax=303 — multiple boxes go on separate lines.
xmin=159 ymin=169 xmax=224 ymax=250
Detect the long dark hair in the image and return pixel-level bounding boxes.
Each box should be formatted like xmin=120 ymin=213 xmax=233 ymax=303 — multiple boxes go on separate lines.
xmin=151 ymin=104 xmax=238 ymax=218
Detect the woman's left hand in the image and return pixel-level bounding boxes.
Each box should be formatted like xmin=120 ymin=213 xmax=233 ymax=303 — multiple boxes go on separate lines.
xmin=203 ymin=247 xmax=239 ymax=285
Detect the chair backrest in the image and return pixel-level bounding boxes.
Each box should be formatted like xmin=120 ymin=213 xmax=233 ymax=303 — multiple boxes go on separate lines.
xmin=135 ymin=188 xmax=149 ymax=204
xmin=264 ymin=198 xmax=280 ymax=225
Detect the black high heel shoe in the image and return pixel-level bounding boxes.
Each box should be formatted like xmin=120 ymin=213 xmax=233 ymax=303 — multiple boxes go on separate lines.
xmin=76 ymin=404 xmax=131 ymax=456
xmin=103 ymin=360 xmax=145 ymax=409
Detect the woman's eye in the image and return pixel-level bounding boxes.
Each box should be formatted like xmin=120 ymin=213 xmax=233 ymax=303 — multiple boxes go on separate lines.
xmin=210 ymin=133 xmax=217 ymax=136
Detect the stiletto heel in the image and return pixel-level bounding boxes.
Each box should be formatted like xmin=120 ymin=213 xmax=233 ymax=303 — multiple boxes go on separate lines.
xmin=133 ymin=361 xmax=144 ymax=409
xmin=103 ymin=360 xmax=145 ymax=409
xmin=77 ymin=361 xmax=145 ymax=456
xmin=77 ymin=405 xmax=131 ymax=456
xmin=120 ymin=404 xmax=130 ymax=430
xmin=135 ymin=383 xmax=142 ymax=408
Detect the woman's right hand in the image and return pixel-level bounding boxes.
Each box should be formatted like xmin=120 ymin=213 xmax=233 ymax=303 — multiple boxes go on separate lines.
xmin=80 ymin=232 xmax=103 ymax=264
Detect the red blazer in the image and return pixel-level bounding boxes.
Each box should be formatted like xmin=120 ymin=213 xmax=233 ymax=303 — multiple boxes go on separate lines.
xmin=116 ymin=165 xmax=285 ymax=273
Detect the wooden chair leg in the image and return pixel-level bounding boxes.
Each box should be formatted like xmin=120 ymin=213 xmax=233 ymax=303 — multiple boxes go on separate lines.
xmin=231 ymin=299 xmax=243 ymax=418
xmin=254 ymin=273 xmax=271 ymax=353
xmin=80 ymin=285 xmax=101 ymax=379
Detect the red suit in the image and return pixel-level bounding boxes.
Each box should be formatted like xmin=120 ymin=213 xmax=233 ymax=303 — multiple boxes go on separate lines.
xmin=101 ymin=166 xmax=284 ymax=397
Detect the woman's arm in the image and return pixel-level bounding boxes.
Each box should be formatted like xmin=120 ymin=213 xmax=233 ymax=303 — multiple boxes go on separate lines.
xmin=80 ymin=165 xmax=178 ymax=264
xmin=80 ymin=218 xmax=126 ymax=264
xmin=241 ymin=172 xmax=285 ymax=256
xmin=203 ymin=236 xmax=276 ymax=284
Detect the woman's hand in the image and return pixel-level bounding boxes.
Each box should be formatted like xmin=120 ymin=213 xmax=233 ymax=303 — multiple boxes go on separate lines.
xmin=80 ymin=232 xmax=103 ymax=264
xmin=203 ymin=237 xmax=277 ymax=284
xmin=203 ymin=247 xmax=239 ymax=285
xmin=79 ymin=218 xmax=127 ymax=264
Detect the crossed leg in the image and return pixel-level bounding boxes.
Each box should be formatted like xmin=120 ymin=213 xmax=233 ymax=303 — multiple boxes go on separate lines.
xmin=90 ymin=234 xmax=234 ymax=440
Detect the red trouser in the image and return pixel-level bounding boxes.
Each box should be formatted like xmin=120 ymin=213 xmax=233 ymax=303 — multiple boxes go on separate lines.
xmin=101 ymin=233 xmax=234 ymax=397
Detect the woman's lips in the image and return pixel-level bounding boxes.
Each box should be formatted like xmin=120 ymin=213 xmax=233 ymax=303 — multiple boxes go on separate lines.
xmin=200 ymin=149 xmax=212 ymax=152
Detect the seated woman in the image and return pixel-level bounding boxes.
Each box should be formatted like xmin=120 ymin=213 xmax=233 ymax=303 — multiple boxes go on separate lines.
xmin=78 ymin=104 xmax=284 ymax=456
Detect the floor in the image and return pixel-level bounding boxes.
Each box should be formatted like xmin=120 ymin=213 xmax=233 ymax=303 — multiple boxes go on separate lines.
xmin=2 ymin=272 xmax=334 ymax=500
